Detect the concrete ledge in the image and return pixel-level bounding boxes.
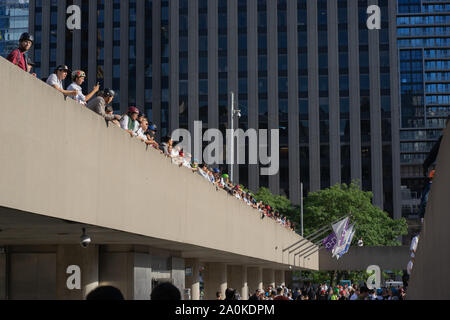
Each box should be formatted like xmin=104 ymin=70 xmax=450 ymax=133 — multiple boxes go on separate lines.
xmin=319 ymin=246 xmax=410 ymax=271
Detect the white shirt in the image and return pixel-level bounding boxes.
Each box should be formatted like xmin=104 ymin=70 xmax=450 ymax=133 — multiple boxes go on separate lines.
xmin=410 ymin=236 xmax=419 ymax=253
xmin=67 ymin=83 xmax=86 ymax=105
xmin=46 ymin=73 xmax=63 ymax=90
xmin=198 ymin=168 xmax=209 ymax=180
xmin=120 ymin=115 xmax=140 ymax=136
xmin=136 ymin=127 xmax=148 ymax=141
xmin=350 ymin=293 xmax=358 ymax=301
xmin=407 ymin=260 xmax=414 ymax=275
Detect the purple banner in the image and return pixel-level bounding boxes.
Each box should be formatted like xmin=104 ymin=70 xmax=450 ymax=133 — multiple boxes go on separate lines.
xmin=323 ymin=232 xmax=338 ymax=251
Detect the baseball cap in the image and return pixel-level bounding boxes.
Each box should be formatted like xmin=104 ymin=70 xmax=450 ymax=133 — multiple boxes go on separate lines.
xmin=128 ymin=106 xmax=140 ymax=114
xmin=26 ymin=57 xmax=35 ymax=66
xmin=55 ymin=65 xmax=70 ymax=72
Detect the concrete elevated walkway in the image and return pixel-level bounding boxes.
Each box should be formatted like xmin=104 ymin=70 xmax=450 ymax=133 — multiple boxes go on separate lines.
xmin=0 ymin=57 xmax=317 ymax=299
xmin=319 ymin=246 xmax=410 ymax=271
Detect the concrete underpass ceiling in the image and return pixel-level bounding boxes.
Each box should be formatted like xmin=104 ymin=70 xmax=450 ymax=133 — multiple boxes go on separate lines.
xmin=0 ymin=206 xmax=294 ymax=270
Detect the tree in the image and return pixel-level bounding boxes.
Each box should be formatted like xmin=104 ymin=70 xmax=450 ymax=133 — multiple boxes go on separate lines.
xmin=302 ymin=182 xmax=408 ymax=287
xmin=253 ymin=187 xmax=299 ymax=225
xmin=304 ymin=182 xmax=408 ymax=246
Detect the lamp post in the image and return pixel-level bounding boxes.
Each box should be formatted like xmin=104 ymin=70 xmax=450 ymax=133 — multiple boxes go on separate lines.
xmin=300 ymin=182 xmax=304 ymax=237
xmin=229 ymin=91 xmax=241 ymax=183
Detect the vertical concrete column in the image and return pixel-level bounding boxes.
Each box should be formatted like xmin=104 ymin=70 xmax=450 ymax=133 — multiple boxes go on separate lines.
xmin=56 ymin=245 xmax=99 ymax=300
xmin=185 ymin=259 xmax=201 ymax=300
xmin=204 ymin=263 xmax=227 ymax=300
xmin=227 ymin=265 xmax=249 ymax=300
xmin=275 ymin=270 xmax=286 ymax=287
xmin=285 ymin=271 xmax=293 ymax=289
xmin=263 ymin=268 xmax=275 ymax=289
xmin=0 ymin=250 xmax=6 ymax=300
xmin=241 ymin=266 xmax=248 ymax=300
xmin=247 ymin=266 xmax=263 ymax=296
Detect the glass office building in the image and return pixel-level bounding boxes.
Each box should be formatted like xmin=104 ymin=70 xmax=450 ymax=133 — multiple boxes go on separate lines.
xmin=397 ymin=0 xmax=450 ymax=218
xmin=29 ymin=0 xmax=402 ymax=219
xmin=0 ymin=0 xmax=30 ymax=58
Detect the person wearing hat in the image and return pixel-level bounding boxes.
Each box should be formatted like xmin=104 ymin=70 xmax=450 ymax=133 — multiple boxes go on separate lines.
xmin=26 ymin=57 xmax=37 ymax=77
xmin=7 ymin=32 xmax=33 ymax=72
xmin=120 ymin=106 xmax=141 ymax=137
xmin=46 ymin=65 xmax=78 ymax=97
xmin=87 ymin=88 xmax=120 ymax=122
xmin=145 ymin=123 xmax=160 ymax=149
xmin=67 ymin=70 xmax=100 ymax=105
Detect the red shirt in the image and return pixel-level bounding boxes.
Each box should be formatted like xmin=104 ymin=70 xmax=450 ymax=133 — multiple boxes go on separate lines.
xmin=7 ymin=48 xmax=28 ymax=72
xmin=273 ymin=295 xmax=290 ymax=301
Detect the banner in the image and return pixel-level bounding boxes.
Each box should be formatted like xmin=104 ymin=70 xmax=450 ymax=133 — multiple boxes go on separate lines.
xmin=323 ymin=216 xmax=349 ymax=253
xmin=332 ymin=217 xmax=349 ymax=247
xmin=336 ymin=224 xmax=356 ymax=259
xmin=323 ymin=232 xmax=338 ymax=251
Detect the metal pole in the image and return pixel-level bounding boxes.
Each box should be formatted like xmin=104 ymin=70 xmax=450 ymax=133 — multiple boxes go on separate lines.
xmin=230 ymin=91 xmax=235 ymax=183
xmin=300 ymin=182 xmax=304 ymax=236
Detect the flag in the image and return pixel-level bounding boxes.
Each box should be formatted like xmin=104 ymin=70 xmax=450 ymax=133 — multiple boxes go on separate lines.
xmin=323 ymin=232 xmax=338 ymax=251
xmin=332 ymin=217 xmax=349 ymax=244
xmin=337 ymin=228 xmax=355 ymax=259
xmin=334 ymin=224 xmax=356 ymax=259
xmin=323 ymin=217 xmax=349 ymax=252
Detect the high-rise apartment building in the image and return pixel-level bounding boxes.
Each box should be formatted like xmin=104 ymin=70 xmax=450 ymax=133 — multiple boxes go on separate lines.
xmin=397 ymin=0 xmax=450 ymax=218
xmin=29 ymin=0 xmax=402 ymax=219
xmin=0 ymin=0 xmax=30 ymax=58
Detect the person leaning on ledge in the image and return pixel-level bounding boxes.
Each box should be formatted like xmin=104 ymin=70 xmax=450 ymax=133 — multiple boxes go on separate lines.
xmin=46 ymin=65 xmax=78 ymax=97
xmin=6 ymin=32 xmax=33 ymax=72
xmin=86 ymin=88 xmax=121 ymax=122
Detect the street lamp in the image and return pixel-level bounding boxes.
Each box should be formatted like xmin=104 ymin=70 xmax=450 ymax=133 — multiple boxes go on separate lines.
xmin=229 ymin=91 xmax=241 ymax=183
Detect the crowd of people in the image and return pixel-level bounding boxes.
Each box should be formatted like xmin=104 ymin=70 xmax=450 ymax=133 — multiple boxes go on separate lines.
xmin=243 ymin=282 xmax=406 ymax=301
xmin=5 ymin=32 xmax=296 ymax=233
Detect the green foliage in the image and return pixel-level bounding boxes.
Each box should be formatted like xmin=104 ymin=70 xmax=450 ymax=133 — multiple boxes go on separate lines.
xmin=253 ymin=187 xmax=300 ymax=225
xmin=303 ymin=181 xmax=408 ymax=246
xmin=255 ymin=183 xmax=408 ymax=285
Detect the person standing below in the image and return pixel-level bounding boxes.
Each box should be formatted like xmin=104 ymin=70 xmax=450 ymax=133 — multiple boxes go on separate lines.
xmin=6 ymin=32 xmax=33 ymax=72
xmin=87 ymin=88 xmax=121 ymax=122
xmin=410 ymin=234 xmax=419 ymax=258
xmin=67 ymin=70 xmax=100 ymax=105
xmin=407 ymin=257 xmax=415 ymax=276
xmin=358 ymin=238 xmax=364 ymax=247
xmin=46 ymin=65 xmax=78 ymax=97
xmin=273 ymin=287 xmax=290 ymax=301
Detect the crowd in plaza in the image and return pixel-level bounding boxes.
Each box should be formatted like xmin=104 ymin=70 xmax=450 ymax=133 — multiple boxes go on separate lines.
xmin=5 ymin=32 xmax=296 ymax=233
xmin=221 ymin=282 xmax=406 ymax=301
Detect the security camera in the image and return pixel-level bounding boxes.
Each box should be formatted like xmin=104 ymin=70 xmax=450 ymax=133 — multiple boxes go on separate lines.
xmin=80 ymin=228 xmax=91 ymax=248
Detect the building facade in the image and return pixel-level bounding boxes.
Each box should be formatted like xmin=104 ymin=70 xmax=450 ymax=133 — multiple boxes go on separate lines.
xmin=28 ymin=0 xmax=402 ymax=219
xmin=397 ymin=0 xmax=450 ymax=218
xmin=0 ymin=0 xmax=30 ymax=58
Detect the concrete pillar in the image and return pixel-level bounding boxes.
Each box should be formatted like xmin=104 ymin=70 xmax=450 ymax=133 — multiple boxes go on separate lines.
xmin=0 ymin=250 xmax=5 ymax=300
xmin=241 ymin=266 xmax=248 ymax=301
xmin=171 ymin=257 xmax=185 ymax=299
xmin=285 ymin=271 xmax=293 ymax=289
xmin=204 ymin=263 xmax=227 ymax=300
xmin=227 ymin=265 xmax=249 ymax=300
xmin=56 ymin=245 xmax=99 ymax=300
xmin=263 ymin=268 xmax=276 ymax=289
xmin=275 ymin=270 xmax=286 ymax=287
xmin=247 ymin=266 xmax=263 ymax=295
xmin=185 ymin=259 xmax=201 ymax=300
